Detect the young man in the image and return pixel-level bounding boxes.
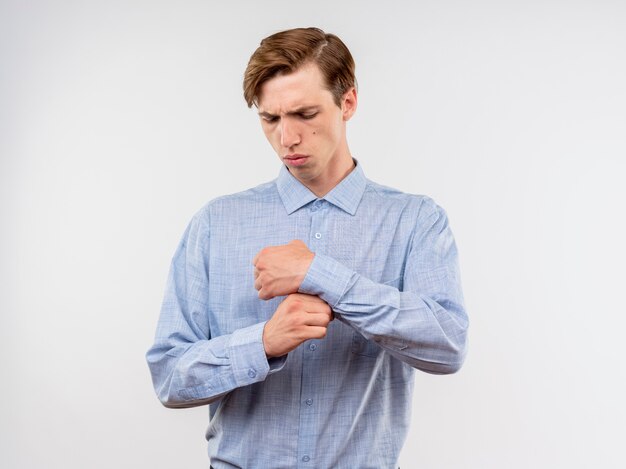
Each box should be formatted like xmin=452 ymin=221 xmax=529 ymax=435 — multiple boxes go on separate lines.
xmin=147 ymin=27 xmax=468 ymax=468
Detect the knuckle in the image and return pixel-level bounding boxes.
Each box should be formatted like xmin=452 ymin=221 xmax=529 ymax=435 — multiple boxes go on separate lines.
xmin=289 ymin=299 xmax=302 ymax=310
xmin=256 ymin=249 xmax=269 ymax=264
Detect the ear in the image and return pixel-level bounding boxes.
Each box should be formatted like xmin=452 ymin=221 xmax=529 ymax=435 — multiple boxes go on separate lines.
xmin=341 ymin=87 xmax=358 ymax=121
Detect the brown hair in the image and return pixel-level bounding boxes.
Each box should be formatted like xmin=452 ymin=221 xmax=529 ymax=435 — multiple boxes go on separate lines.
xmin=243 ymin=27 xmax=356 ymax=108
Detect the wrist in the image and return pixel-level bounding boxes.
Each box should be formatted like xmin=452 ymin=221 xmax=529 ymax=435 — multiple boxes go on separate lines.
xmin=262 ymin=321 xmax=277 ymax=358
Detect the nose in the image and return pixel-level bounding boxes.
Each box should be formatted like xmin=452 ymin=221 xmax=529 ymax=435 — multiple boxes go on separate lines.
xmin=279 ymin=118 xmax=301 ymax=148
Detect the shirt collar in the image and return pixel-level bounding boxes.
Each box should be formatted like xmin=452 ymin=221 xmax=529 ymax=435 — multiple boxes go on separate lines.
xmin=276 ymin=159 xmax=367 ymax=216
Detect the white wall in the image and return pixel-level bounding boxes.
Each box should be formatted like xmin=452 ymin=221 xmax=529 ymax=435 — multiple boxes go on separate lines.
xmin=2 ymin=1 xmax=625 ymax=468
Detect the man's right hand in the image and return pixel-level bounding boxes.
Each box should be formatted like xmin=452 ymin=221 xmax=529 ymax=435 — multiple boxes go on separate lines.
xmin=262 ymin=293 xmax=333 ymax=358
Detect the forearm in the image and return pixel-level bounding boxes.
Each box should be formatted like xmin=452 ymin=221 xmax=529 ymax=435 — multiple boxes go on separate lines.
xmin=299 ymin=253 xmax=468 ymax=374
xmin=147 ymin=320 xmax=285 ymax=408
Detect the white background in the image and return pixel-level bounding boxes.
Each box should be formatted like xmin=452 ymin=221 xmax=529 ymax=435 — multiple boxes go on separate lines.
xmin=2 ymin=1 xmax=625 ymax=468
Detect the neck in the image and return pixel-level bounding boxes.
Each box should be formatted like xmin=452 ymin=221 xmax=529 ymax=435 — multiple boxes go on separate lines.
xmin=306 ymin=155 xmax=355 ymax=197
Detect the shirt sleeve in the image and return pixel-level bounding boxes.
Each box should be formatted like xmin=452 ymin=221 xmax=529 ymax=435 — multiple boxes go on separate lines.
xmin=298 ymin=197 xmax=468 ymax=374
xmin=146 ymin=209 xmax=286 ymax=408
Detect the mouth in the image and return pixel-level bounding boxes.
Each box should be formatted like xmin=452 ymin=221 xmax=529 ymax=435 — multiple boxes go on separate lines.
xmin=283 ymin=154 xmax=309 ymax=167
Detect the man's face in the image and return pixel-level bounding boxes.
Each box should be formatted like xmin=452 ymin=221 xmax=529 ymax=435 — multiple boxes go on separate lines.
xmin=257 ymin=63 xmax=356 ymax=193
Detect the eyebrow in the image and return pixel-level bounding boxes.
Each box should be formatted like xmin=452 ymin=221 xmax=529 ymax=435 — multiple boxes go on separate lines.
xmin=258 ymin=106 xmax=319 ymax=118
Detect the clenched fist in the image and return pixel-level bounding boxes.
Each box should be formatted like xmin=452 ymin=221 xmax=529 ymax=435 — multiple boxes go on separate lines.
xmin=253 ymin=240 xmax=315 ymax=300
xmin=262 ymin=293 xmax=333 ymax=358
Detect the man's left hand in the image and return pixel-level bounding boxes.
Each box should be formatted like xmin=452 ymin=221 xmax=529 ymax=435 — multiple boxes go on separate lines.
xmin=253 ymin=240 xmax=315 ymax=300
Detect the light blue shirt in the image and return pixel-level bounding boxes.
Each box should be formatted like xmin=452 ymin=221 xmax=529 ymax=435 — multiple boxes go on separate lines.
xmin=146 ymin=161 xmax=468 ymax=468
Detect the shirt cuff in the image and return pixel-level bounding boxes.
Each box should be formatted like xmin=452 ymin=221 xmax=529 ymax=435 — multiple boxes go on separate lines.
xmin=229 ymin=321 xmax=282 ymax=387
xmin=298 ymin=253 xmax=356 ymax=308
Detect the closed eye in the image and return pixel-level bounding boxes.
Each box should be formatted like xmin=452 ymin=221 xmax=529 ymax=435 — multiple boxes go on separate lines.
xmin=261 ymin=115 xmax=279 ymax=123
xmin=259 ymin=109 xmax=318 ymax=122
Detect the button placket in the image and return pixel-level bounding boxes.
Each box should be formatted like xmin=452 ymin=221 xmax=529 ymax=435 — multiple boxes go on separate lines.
xmin=309 ymin=199 xmax=326 ymax=248
xmin=297 ymin=199 xmax=326 ymax=468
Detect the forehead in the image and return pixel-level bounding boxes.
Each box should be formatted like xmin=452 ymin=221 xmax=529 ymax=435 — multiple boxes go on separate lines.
xmin=257 ymin=63 xmax=334 ymax=113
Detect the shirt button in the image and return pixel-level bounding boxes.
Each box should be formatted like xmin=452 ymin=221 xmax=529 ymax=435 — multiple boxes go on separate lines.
xmin=302 ymin=455 xmax=310 ymax=462
xmin=314 ymin=232 xmax=322 ymax=239
xmin=311 ymin=200 xmax=324 ymax=211
xmin=309 ymin=343 xmax=317 ymax=351
xmin=248 ymin=369 xmax=256 ymax=378
xmin=305 ymin=398 xmax=313 ymax=406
